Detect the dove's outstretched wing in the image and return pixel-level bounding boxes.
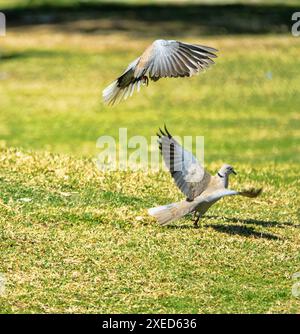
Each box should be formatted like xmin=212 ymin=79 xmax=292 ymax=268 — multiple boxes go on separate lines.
xmin=158 ymin=125 xmax=211 ymax=201
xmin=200 ymin=187 xmax=263 ymax=204
xmin=103 ymin=39 xmax=217 ymax=105
xmin=140 ymin=39 xmax=217 ymax=81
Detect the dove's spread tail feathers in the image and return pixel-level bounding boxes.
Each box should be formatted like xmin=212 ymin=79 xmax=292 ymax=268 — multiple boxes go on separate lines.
xmin=102 ymin=80 xmax=120 ymax=105
xmin=148 ymin=200 xmax=195 ymax=226
xmin=102 ymin=78 xmax=143 ymax=106
xmin=103 ymin=57 xmax=142 ymax=105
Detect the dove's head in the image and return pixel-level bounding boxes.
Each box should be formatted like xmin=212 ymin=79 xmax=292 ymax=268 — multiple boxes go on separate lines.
xmin=218 ymin=164 xmax=237 ymax=177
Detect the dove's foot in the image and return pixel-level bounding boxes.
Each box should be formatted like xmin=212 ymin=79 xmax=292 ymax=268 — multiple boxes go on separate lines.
xmin=141 ymin=76 xmax=149 ymax=86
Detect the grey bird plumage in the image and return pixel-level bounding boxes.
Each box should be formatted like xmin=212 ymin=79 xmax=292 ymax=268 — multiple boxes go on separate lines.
xmin=148 ymin=126 xmax=262 ymax=226
xmin=103 ymin=39 xmax=217 ymax=105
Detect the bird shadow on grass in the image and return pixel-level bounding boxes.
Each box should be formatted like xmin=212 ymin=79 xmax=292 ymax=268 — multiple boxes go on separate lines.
xmin=167 ymin=215 xmax=284 ymax=240
xmin=207 ymin=224 xmax=281 ymax=240
xmin=205 ymin=215 xmax=298 ymax=228
xmin=168 ymin=222 xmax=281 ymax=240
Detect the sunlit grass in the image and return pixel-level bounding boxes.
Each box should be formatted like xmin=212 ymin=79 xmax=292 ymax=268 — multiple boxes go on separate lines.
xmin=0 ymin=148 xmax=299 ymax=313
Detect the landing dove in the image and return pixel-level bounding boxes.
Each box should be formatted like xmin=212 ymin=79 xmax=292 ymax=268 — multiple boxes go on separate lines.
xmin=103 ymin=39 xmax=217 ymax=105
xmin=148 ymin=126 xmax=262 ymax=226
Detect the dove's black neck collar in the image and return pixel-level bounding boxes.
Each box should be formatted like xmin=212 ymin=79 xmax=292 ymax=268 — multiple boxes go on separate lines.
xmin=218 ymin=172 xmax=224 ymax=178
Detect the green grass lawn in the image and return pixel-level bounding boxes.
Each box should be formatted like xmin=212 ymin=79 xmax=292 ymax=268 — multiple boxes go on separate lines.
xmin=0 ymin=0 xmax=300 ymax=313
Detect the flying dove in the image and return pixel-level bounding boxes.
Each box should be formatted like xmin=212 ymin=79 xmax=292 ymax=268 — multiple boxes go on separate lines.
xmin=148 ymin=126 xmax=262 ymax=227
xmin=103 ymin=39 xmax=217 ymax=105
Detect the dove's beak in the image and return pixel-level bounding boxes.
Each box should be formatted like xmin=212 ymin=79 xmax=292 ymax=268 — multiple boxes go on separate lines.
xmin=232 ymin=169 xmax=237 ymax=175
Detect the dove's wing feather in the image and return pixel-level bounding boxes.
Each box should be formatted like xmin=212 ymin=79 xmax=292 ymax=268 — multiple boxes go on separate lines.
xmin=145 ymin=40 xmax=217 ymax=81
xmin=191 ymin=187 xmax=262 ymax=219
xmin=200 ymin=189 xmax=239 ymax=203
xmin=158 ymin=126 xmax=211 ymax=200
xmin=117 ymin=57 xmax=141 ymax=87
xmin=238 ymin=188 xmax=263 ymax=198
xmin=197 ymin=187 xmax=263 ymax=206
